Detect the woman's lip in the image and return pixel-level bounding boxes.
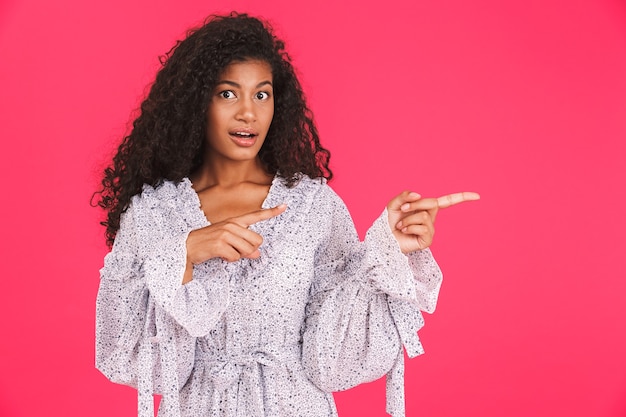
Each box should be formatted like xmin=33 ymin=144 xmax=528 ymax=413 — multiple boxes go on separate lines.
xmin=229 ymin=133 xmax=257 ymax=147
xmin=229 ymin=127 xmax=258 ymax=135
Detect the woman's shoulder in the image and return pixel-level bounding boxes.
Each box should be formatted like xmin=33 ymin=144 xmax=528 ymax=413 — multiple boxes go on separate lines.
xmin=123 ymin=177 xmax=206 ymax=232
xmin=273 ymin=174 xmax=345 ymax=216
xmin=275 ymin=174 xmax=337 ymax=203
xmin=126 ymin=178 xmax=203 ymax=225
xmin=293 ymin=174 xmax=327 ymax=191
xmin=129 ymin=178 xmax=194 ymax=208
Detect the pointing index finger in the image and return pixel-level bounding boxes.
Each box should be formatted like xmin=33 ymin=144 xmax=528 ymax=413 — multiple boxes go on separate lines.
xmin=235 ymin=204 xmax=287 ymax=227
xmin=436 ymin=192 xmax=480 ymax=209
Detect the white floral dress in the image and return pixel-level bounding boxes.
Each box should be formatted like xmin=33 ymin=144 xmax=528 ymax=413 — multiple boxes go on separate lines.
xmin=95 ymin=175 xmax=443 ymax=417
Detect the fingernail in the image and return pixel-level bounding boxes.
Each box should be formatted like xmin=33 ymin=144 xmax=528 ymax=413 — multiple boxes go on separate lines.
xmin=401 ymin=203 xmax=410 ymax=211
xmin=396 ymin=221 xmax=403 ymax=228
xmin=409 ymin=192 xmax=421 ymax=199
xmin=402 ymin=227 xmax=408 ymax=233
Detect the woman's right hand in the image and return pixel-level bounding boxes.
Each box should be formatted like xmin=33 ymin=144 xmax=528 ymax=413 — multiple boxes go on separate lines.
xmin=182 ymin=204 xmax=287 ymax=283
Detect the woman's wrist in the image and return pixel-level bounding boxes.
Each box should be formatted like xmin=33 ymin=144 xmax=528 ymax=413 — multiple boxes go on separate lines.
xmin=182 ymin=258 xmax=194 ymax=284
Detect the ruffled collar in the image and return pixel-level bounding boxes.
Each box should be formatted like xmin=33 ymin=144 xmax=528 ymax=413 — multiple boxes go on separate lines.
xmin=141 ymin=175 xmax=326 ymax=275
xmin=140 ymin=178 xmax=208 ymax=230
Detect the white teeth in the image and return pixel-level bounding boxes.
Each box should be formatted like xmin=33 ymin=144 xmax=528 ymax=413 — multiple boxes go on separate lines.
xmin=233 ymin=132 xmax=253 ymax=137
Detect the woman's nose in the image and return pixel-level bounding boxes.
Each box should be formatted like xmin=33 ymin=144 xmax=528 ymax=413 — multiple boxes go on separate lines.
xmin=236 ymin=97 xmax=256 ymax=122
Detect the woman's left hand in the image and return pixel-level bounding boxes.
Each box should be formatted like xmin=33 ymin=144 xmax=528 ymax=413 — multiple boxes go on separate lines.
xmin=387 ymin=191 xmax=480 ymax=253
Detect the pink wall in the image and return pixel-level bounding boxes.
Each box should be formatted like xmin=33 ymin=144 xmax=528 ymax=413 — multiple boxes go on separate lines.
xmin=1 ymin=0 xmax=625 ymax=416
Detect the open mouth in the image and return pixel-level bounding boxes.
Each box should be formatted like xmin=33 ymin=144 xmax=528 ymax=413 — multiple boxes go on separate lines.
xmin=231 ymin=131 xmax=257 ymax=139
xmin=229 ymin=129 xmax=258 ymax=147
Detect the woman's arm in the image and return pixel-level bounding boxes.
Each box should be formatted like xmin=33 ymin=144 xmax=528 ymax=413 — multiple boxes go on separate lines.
xmin=301 ymin=187 xmax=448 ymax=416
xmin=95 ymin=201 xmax=196 ymax=391
xmin=182 ymin=204 xmax=287 ymax=283
xmin=301 ymin=186 xmax=478 ymax=415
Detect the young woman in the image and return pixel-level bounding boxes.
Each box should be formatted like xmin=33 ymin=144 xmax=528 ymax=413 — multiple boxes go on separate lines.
xmin=94 ymin=13 xmax=478 ymax=417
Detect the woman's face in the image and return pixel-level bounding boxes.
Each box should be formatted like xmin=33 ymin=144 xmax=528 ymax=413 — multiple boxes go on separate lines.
xmin=205 ymin=59 xmax=274 ymax=165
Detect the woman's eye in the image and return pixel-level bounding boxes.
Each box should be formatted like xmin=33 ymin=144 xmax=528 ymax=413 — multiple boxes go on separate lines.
xmin=219 ymin=90 xmax=235 ymax=99
xmin=255 ymin=91 xmax=270 ymax=100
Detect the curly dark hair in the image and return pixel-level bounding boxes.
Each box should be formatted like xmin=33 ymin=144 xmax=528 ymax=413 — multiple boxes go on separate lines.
xmin=94 ymin=12 xmax=332 ymax=247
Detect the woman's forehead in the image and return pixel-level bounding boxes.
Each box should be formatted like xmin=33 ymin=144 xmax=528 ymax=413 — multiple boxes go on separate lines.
xmin=217 ymin=60 xmax=273 ymax=83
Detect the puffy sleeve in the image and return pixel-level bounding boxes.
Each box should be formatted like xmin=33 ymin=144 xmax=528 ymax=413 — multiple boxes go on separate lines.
xmin=95 ymin=185 xmax=231 ymax=417
xmin=301 ymin=187 xmax=443 ymax=417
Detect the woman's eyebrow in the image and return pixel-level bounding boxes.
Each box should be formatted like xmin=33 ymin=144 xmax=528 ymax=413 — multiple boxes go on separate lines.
xmin=215 ymin=80 xmax=273 ymax=88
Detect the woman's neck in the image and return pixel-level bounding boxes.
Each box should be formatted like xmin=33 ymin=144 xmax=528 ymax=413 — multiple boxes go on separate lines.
xmin=190 ymin=157 xmax=272 ymax=191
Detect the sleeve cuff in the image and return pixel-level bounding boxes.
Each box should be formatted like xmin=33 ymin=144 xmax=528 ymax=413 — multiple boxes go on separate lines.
xmin=143 ymin=232 xmax=189 ymax=313
xmin=365 ymin=208 xmax=443 ymax=313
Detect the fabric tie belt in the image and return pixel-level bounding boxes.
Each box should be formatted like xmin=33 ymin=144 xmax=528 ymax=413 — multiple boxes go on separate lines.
xmin=202 ymin=345 xmax=301 ymax=391
xmin=198 ymin=344 xmax=302 ymax=416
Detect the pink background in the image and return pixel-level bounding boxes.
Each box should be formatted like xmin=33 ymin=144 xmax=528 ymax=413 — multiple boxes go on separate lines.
xmin=1 ymin=0 xmax=625 ymax=416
